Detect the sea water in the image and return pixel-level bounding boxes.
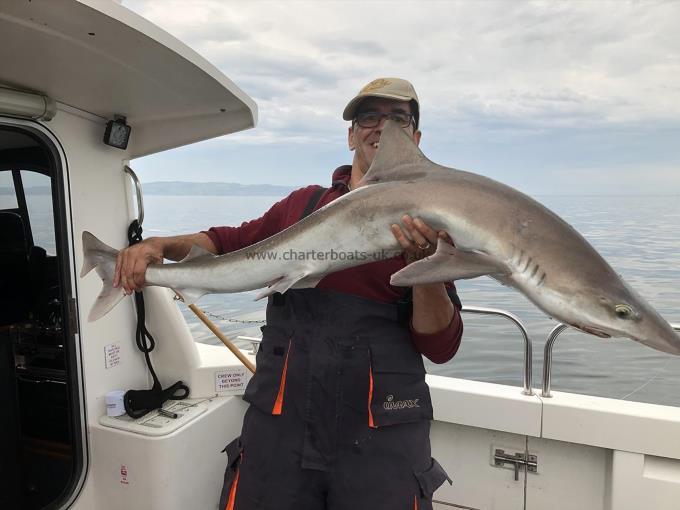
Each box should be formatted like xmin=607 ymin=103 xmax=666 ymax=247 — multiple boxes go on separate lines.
xmin=10 ymin=191 xmax=677 ymax=406
xmin=138 ymin=194 xmax=680 ymax=407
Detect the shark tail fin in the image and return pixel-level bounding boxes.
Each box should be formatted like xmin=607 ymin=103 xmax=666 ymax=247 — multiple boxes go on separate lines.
xmin=81 ymin=231 xmax=126 ymax=322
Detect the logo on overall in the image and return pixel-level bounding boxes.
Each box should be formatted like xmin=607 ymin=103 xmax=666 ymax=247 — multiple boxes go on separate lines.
xmin=382 ymin=394 xmax=420 ymax=411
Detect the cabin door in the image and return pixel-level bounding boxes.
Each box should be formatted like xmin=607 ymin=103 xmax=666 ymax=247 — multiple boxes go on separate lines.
xmin=0 ymin=121 xmax=84 ymax=510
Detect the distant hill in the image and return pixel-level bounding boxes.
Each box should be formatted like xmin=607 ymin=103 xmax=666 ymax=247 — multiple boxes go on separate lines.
xmin=0 ymin=182 xmax=297 ymax=197
xmin=0 ymin=186 xmax=51 ymax=195
xmin=142 ymin=181 xmax=297 ymax=196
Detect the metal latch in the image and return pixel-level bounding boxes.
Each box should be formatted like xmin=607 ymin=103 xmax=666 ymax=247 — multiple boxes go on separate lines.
xmin=493 ymin=449 xmax=538 ymax=481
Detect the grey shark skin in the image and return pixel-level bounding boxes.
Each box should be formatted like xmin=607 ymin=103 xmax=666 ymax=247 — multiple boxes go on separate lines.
xmin=81 ymin=121 xmax=679 ymax=356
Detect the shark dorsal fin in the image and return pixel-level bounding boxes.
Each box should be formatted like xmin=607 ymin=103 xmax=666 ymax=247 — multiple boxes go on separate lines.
xmin=180 ymin=244 xmax=216 ymax=263
xmin=359 ymin=120 xmax=442 ymax=185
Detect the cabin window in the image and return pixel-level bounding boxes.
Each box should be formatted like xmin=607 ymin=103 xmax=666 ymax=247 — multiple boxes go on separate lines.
xmin=21 ymin=171 xmax=57 ymax=256
xmin=0 ymin=123 xmax=84 ymax=510
xmin=0 ymin=170 xmax=18 ymax=208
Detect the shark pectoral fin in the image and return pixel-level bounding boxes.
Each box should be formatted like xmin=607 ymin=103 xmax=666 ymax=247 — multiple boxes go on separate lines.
xmin=390 ymin=239 xmax=509 ymax=286
xmin=255 ymin=272 xmax=312 ymax=301
xmin=180 ymin=244 xmax=217 ymax=263
xmin=175 ymin=287 xmax=209 ymax=305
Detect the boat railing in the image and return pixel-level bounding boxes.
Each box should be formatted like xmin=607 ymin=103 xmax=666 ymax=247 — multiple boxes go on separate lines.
xmin=542 ymin=322 xmax=680 ymax=398
xmin=238 ymin=336 xmax=262 ymax=355
xmin=124 ymin=165 xmax=144 ymax=226
xmin=458 ymin=306 xmax=534 ymax=395
xmin=238 ymin=305 xmax=535 ymax=396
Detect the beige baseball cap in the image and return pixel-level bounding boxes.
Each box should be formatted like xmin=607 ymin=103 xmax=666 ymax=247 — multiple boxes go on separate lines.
xmin=343 ymin=77 xmax=420 ymax=126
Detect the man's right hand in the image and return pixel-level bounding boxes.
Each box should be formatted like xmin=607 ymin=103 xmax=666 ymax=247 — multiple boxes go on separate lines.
xmin=113 ymin=232 xmax=218 ymax=295
xmin=113 ymin=238 xmax=164 ymax=295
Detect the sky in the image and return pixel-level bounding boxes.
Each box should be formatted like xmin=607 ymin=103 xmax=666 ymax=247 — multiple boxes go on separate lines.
xmin=124 ymin=0 xmax=680 ymax=196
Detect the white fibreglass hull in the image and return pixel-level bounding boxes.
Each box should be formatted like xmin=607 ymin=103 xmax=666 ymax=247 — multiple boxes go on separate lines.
xmin=78 ymin=346 xmax=680 ymax=510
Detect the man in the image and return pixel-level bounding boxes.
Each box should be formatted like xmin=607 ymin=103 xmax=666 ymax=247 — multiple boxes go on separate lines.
xmin=114 ymin=78 xmax=462 ymax=510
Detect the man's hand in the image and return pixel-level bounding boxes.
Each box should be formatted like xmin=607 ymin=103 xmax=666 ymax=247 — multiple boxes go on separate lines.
xmin=391 ymin=214 xmax=455 ymax=334
xmin=113 ymin=232 xmax=218 ymax=295
xmin=113 ymin=238 xmax=164 ymax=295
xmin=390 ymin=214 xmax=452 ymax=265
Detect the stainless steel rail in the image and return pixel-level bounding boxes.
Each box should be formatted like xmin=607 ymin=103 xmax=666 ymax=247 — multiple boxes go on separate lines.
xmin=461 ymin=306 xmax=534 ymax=396
xmin=236 ymin=336 xmax=262 ymax=355
xmin=542 ymin=322 xmax=680 ymax=398
xmin=124 ymin=165 xmax=144 ymax=226
xmin=540 ymin=323 xmax=570 ymax=398
xmin=240 ymin=305 xmax=535 ymax=396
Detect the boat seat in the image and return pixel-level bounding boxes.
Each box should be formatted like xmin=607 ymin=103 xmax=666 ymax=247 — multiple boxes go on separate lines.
xmin=27 ymin=246 xmax=61 ymax=327
xmin=0 ymin=211 xmax=31 ymax=326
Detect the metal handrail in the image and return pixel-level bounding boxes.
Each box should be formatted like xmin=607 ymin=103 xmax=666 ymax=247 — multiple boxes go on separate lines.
xmin=541 ymin=323 xmax=570 ymax=397
xmin=239 ymin=305 xmax=535 ymax=396
xmin=542 ymin=322 xmax=680 ymax=398
xmin=237 ymin=336 xmax=262 ymax=355
xmin=461 ymin=306 xmax=534 ymax=396
xmin=124 ymin=165 xmax=144 ymax=226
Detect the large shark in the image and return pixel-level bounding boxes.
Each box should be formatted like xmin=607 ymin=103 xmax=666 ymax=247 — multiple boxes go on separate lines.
xmin=82 ymin=121 xmax=680 ymax=355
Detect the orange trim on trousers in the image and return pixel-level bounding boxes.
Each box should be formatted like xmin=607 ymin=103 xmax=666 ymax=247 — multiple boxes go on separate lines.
xmin=272 ymin=339 xmax=292 ymax=415
xmin=225 ymin=455 xmax=242 ymax=510
xmin=368 ymin=364 xmax=376 ymax=428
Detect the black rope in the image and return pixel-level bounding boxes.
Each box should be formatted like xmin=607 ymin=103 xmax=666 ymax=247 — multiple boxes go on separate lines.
xmin=123 ymin=219 xmax=190 ymax=419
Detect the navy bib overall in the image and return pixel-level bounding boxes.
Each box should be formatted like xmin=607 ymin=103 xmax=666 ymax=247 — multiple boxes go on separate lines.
xmin=219 ymin=288 xmax=450 ymax=510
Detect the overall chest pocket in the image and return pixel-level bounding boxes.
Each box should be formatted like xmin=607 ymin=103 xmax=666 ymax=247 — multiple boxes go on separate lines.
xmin=243 ymin=326 xmax=292 ymax=415
xmin=368 ymin=337 xmax=433 ymax=427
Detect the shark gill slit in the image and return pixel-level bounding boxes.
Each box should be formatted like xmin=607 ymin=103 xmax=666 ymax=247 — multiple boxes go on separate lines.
xmin=511 ymin=247 xmax=523 ymax=266
xmin=536 ymin=272 xmax=546 ymax=287
xmin=529 ymin=263 xmax=539 ymax=279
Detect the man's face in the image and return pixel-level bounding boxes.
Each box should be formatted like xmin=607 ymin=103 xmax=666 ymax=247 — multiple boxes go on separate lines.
xmin=348 ymin=98 xmax=422 ymax=175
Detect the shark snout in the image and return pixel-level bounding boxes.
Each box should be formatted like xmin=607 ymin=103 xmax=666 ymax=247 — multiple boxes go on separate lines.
xmin=635 ymin=322 xmax=680 ymax=356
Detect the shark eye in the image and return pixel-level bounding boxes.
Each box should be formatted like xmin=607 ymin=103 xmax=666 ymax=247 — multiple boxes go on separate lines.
xmin=615 ymin=304 xmax=634 ymax=319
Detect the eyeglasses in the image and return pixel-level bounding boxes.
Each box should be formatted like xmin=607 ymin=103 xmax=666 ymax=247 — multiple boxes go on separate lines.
xmin=354 ymin=111 xmax=414 ymax=129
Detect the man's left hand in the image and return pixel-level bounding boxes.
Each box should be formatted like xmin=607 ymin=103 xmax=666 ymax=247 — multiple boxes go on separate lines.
xmin=391 ymin=214 xmax=456 ymax=334
xmin=390 ymin=214 xmax=452 ymax=265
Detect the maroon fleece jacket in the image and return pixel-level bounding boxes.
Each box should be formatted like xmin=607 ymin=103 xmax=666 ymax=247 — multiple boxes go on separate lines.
xmin=205 ymin=165 xmax=462 ymax=363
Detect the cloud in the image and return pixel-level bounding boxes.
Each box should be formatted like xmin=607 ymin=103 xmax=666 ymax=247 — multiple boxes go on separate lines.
xmin=123 ymin=0 xmax=680 ymax=193
xmin=125 ymin=1 xmax=680 ymax=119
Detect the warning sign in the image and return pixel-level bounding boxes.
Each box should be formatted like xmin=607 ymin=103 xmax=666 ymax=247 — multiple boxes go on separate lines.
xmin=105 ymin=344 xmax=121 ymax=369
xmin=215 ymin=367 xmax=248 ymax=393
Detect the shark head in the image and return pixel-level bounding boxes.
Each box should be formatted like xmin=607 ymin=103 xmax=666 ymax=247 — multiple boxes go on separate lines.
xmin=568 ymin=279 xmax=680 ymax=355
